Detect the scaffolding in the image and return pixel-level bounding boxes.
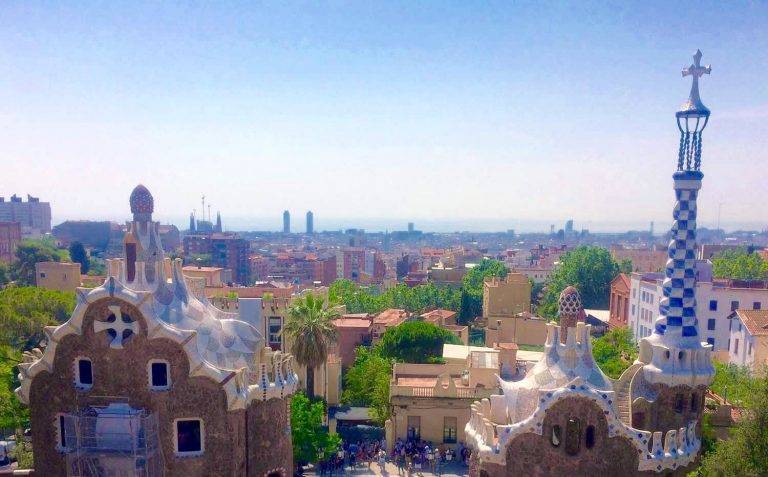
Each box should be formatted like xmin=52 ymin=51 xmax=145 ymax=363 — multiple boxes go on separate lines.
xmin=63 ymin=402 xmax=164 ymax=477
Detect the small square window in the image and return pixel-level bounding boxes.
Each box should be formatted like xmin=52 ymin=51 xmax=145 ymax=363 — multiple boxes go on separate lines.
xmin=40 ymin=272 xmax=46 ymax=278
xmin=706 ymin=337 xmax=714 ymax=347
xmin=149 ymin=360 xmax=170 ymax=390
xmin=707 ymin=319 xmax=716 ymax=331
xmin=175 ymin=419 xmax=204 ymax=456
xmin=731 ymin=301 xmax=740 ymax=312
xmin=709 ymin=300 xmax=717 ymax=311
xmin=754 ymin=302 xmax=761 ymax=310
xmin=76 ymin=358 xmax=93 ymax=389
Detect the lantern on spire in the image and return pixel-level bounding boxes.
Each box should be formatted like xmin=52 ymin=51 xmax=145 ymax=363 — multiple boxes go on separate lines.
xmin=676 ymin=50 xmax=711 ymax=171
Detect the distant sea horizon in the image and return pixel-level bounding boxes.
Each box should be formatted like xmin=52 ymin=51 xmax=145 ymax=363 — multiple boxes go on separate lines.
xmin=51 ymin=215 xmax=766 ymax=235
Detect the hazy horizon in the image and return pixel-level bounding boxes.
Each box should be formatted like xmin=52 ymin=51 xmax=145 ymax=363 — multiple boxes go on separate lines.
xmin=49 ymin=211 xmax=764 ymax=235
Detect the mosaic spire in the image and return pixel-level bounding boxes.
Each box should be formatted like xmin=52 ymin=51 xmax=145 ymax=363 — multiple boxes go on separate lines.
xmin=652 ymin=51 xmax=712 ymax=347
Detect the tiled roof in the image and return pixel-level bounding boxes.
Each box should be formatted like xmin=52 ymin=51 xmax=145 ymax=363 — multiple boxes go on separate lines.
xmin=421 ymin=309 xmax=457 ymax=322
xmin=374 ymin=308 xmax=408 ymax=324
xmin=734 ymin=309 xmax=768 ymax=336
xmin=333 ymin=317 xmax=373 ymax=328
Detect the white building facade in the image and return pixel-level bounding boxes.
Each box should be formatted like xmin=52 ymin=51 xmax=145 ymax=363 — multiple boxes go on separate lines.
xmin=628 ymin=265 xmax=768 ymax=356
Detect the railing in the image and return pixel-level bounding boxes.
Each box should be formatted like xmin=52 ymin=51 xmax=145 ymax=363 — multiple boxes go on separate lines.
xmin=390 ymin=384 xmax=496 ymax=399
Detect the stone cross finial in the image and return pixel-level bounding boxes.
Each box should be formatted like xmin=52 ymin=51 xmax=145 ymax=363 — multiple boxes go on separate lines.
xmin=679 ymin=49 xmax=711 ymax=116
xmin=94 ymin=305 xmax=139 ymax=349
xmin=682 ymin=49 xmax=711 ymax=79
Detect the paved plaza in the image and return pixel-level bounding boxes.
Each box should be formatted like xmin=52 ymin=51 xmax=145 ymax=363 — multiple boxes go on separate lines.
xmin=304 ymin=460 xmax=469 ymax=477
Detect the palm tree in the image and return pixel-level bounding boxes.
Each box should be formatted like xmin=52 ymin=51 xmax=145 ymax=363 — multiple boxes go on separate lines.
xmin=284 ymin=293 xmax=339 ymax=399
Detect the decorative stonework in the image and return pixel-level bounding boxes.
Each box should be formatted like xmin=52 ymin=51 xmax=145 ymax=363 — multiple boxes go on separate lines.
xmin=466 ymin=51 xmax=716 ymax=477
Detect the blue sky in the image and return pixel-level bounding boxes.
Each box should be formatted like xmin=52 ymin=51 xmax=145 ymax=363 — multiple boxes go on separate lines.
xmin=1 ymin=1 xmax=767 ymax=232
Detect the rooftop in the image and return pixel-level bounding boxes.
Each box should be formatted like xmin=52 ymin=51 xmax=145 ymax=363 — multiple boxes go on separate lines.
xmin=421 ymin=309 xmax=457 ymax=322
xmin=374 ymin=308 xmax=409 ymax=324
xmin=333 ymin=316 xmax=373 ymax=328
xmin=733 ymin=309 xmax=768 ymax=336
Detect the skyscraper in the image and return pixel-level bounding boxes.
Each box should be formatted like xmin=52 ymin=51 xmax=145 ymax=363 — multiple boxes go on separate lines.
xmin=306 ymin=211 xmax=313 ymax=235
xmin=283 ymin=210 xmax=290 ymax=234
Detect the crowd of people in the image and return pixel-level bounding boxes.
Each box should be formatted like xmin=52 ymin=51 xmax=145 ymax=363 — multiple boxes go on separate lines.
xmin=390 ymin=439 xmax=471 ymax=475
xmin=315 ymin=438 xmax=471 ymax=476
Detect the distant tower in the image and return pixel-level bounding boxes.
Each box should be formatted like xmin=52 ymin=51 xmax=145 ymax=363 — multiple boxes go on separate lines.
xmin=407 ymin=222 xmax=414 ymax=233
xmin=283 ymin=210 xmax=290 ymax=234
xmin=189 ymin=212 xmax=196 ymax=232
xmin=215 ymin=211 xmax=222 ymax=233
xmin=306 ymin=211 xmax=314 ymax=235
xmin=565 ymin=219 xmax=574 ymax=234
xmin=650 ymin=221 xmax=654 ymax=236
xmin=549 ymin=224 xmax=555 ymax=235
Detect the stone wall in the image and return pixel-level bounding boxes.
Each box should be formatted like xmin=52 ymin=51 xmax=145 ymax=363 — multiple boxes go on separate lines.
xmin=473 ymin=395 xmax=700 ymax=477
xmin=246 ymin=397 xmax=293 ymax=476
xmin=27 ymin=297 xmax=289 ymax=476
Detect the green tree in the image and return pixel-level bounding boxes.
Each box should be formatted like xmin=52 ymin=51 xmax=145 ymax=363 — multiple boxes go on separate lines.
xmin=538 ymin=246 xmax=621 ymax=319
xmin=0 ymin=287 xmax=75 ymax=349
xmin=0 ymin=287 xmax=74 ymax=433
xmin=284 ymin=293 xmax=339 ymax=399
xmin=0 ymin=346 xmax=28 ymax=430
xmin=459 ymin=259 xmax=509 ymax=323
xmin=709 ymin=361 xmax=754 ymax=406
xmin=68 ymin=241 xmax=89 ymax=274
xmin=342 ymin=347 xmax=392 ymax=424
xmin=328 ymin=279 xmax=462 ymax=316
xmin=187 ymin=253 xmax=213 ymax=267
xmin=376 ymin=320 xmax=461 ymax=364
xmin=0 ymin=261 xmax=10 ymax=287
xmin=695 ymin=371 xmax=768 ymax=476
xmin=88 ymin=257 xmax=106 ymax=276
xmin=618 ymin=258 xmax=634 ymax=274
xmin=591 ymin=327 xmax=638 ymax=379
xmin=712 ymin=248 xmax=768 ymax=281
xmin=11 ymin=239 xmax=67 ymax=286
xmin=290 ymin=392 xmax=341 ymax=467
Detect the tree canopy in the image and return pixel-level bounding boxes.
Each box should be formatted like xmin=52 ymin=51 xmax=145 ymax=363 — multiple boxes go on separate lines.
xmin=712 ymin=248 xmax=768 ymax=281
xmin=0 ymin=286 xmax=75 ymax=349
xmin=68 ymin=241 xmax=89 ymax=274
xmin=11 ymin=239 xmax=69 ymax=286
xmin=695 ymin=370 xmax=768 ymax=476
xmin=290 ymin=392 xmax=340 ymax=465
xmin=329 ymin=279 xmax=461 ymax=316
xmin=376 ymin=320 xmax=461 ymax=364
xmin=538 ymin=246 xmax=622 ymax=319
xmin=0 ymin=287 xmax=75 ymax=431
xmin=341 ymin=347 xmax=392 ymax=424
xmin=591 ymin=327 xmax=638 ymax=379
xmin=709 ymin=361 xmax=754 ymax=406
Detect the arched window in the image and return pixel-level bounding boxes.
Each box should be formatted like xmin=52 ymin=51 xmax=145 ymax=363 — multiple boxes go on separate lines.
xmin=551 ymin=425 xmax=562 ymax=447
xmin=565 ymin=418 xmax=581 ymax=456
xmin=585 ymin=425 xmax=595 ymax=449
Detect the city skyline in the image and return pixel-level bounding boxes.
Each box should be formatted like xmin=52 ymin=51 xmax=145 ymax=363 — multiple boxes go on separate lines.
xmin=2 ymin=2 xmax=768 ymax=231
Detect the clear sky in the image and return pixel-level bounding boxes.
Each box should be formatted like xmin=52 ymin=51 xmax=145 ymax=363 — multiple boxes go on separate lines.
xmin=2 ymin=1 xmax=767 ymax=232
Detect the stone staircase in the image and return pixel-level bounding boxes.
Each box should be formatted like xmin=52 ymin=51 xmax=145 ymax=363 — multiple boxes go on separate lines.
xmin=614 ymin=363 xmax=643 ymax=426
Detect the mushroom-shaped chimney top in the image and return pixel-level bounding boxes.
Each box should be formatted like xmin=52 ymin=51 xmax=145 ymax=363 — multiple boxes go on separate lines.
xmin=129 ymin=184 xmax=154 ymax=216
xmin=558 ymin=286 xmax=582 ymax=316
